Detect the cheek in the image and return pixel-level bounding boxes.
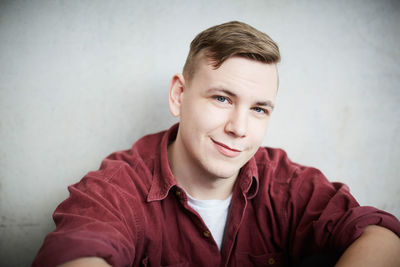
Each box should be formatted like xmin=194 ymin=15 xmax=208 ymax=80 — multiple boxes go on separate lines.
xmin=248 ymin=119 xmax=269 ymax=145
xmin=185 ymin=101 xmax=227 ymax=129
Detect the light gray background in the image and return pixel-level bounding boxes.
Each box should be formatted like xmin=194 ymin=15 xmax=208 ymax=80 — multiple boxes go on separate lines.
xmin=1 ymin=0 xmax=399 ymax=266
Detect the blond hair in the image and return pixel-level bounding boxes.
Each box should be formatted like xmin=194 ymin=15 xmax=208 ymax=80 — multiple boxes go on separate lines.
xmin=183 ymin=21 xmax=280 ymax=82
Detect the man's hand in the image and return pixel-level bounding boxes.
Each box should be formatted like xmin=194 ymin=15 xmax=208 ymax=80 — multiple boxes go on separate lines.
xmin=58 ymin=257 xmax=111 ymax=267
xmin=335 ymin=225 xmax=400 ymax=266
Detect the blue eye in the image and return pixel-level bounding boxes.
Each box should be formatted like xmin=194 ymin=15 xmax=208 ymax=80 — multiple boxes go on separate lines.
xmin=216 ymin=96 xmax=227 ymax=102
xmin=252 ymin=107 xmax=267 ymax=114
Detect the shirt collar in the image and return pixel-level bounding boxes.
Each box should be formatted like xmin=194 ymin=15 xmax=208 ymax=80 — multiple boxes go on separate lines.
xmin=237 ymin=154 xmax=259 ymax=199
xmin=147 ymin=123 xmax=179 ymax=202
xmin=147 ymin=123 xmax=260 ymax=202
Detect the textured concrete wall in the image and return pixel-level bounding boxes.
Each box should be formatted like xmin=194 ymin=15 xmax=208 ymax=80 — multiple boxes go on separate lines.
xmin=0 ymin=0 xmax=399 ymax=265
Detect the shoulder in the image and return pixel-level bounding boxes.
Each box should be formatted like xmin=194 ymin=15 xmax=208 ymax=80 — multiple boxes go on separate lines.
xmin=253 ymin=147 xmax=337 ymax=194
xmin=104 ymin=129 xmax=165 ymax=168
xmin=254 ymin=147 xmax=322 ymax=180
xmin=74 ymin=129 xmax=167 ymax=194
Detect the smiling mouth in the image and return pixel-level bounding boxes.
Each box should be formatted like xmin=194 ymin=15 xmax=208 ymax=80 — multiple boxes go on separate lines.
xmin=211 ymin=139 xmax=241 ymax=158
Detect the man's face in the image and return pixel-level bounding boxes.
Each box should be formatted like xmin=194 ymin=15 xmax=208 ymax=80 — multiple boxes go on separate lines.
xmin=170 ymin=55 xmax=278 ymax=181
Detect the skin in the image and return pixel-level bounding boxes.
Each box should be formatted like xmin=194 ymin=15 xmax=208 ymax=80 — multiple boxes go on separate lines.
xmin=168 ymin=55 xmax=278 ymax=200
xmin=58 ymin=55 xmax=400 ymax=266
xmin=59 ymin=257 xmax=111 ymax=267
xmin=335 ymin=225 xmax=400 ymax=266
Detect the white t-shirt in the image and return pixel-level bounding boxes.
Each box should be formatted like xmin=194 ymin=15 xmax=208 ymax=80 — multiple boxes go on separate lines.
xmin=186 ymin=193 xmax=232 ymax=250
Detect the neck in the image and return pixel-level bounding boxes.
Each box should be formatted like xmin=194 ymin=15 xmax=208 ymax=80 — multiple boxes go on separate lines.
xmin=167 ymin=138 xmax=237 ymax=200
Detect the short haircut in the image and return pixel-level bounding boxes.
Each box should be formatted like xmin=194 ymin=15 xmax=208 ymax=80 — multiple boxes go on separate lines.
xmin=183 ymin=21 xmax=281 ymax=83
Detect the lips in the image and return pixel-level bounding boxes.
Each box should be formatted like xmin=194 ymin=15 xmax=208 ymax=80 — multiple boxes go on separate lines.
xmin=211 ymin=139 xmax=241 ymax=158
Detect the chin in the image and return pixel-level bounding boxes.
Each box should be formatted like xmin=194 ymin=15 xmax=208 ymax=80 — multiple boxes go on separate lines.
xmin=200 ymin=148 xmax=254 ymax=179
xmin=204 ymin=162 xmax=243 ymax=180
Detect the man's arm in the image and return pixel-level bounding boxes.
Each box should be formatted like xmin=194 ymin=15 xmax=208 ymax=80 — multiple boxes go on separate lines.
xmin=335 ymin=225 xmax=400 ymax=266
xmin=58 ymin=257 xmax=111 ymax=267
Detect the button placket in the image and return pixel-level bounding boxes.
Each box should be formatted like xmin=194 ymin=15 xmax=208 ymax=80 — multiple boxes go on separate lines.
xmin=202 ymin=230 xmax=211 ymax=238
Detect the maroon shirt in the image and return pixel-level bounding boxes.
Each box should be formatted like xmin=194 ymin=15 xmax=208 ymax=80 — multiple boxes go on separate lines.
xmin=33 ymin=124 xmax=400 ymax=267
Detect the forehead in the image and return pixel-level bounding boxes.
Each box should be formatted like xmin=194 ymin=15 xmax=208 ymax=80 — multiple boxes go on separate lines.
xmin=190 ymin=55 xmax=278 ymax=98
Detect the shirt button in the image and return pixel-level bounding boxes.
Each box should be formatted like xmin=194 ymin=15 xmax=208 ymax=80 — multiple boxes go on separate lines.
xmin=175 ymin=190 xmax=182 ymax=197
xmin=268 ymin=257 xmax=275 ymax=265
xmin=203 ymin=230 xmax=211 ymax=238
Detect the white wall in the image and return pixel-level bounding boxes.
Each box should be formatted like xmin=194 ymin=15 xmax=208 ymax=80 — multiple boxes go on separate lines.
xmin=1 ymin=0 xmax=399 ymax=265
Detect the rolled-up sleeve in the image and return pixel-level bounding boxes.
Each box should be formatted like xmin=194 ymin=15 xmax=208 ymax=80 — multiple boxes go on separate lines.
xmin=286 ymin=167 xmax=400 ymax=261
xmin=33 ymin=167 xmax=137 ymax=267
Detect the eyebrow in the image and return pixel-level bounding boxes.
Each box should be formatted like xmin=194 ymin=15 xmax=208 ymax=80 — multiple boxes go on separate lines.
xmin=207 ymin=88 xmax=275 ymax=110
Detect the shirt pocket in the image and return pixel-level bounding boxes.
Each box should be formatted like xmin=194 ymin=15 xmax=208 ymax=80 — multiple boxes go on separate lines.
xmin=141 ymin=257 xmax=189 ymax=267
xmin=235 ymin=252 xmax=287 ymax=267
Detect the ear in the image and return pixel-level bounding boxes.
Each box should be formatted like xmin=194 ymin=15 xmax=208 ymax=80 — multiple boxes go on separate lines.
xmin=168 ymin=74 xmax=186 ymax=117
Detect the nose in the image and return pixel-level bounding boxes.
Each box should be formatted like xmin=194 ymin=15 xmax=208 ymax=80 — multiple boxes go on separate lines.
xmin=225 ymin=108 xmax=248 ymax=138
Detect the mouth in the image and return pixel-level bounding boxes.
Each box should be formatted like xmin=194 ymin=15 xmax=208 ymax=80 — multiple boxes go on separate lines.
xmin=211 ymin=139 xmax=241 ymax=158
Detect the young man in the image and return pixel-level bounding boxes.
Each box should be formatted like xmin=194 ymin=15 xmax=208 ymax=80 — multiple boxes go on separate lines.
xmin=33 ymin=21 xmax=400 ymax=267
